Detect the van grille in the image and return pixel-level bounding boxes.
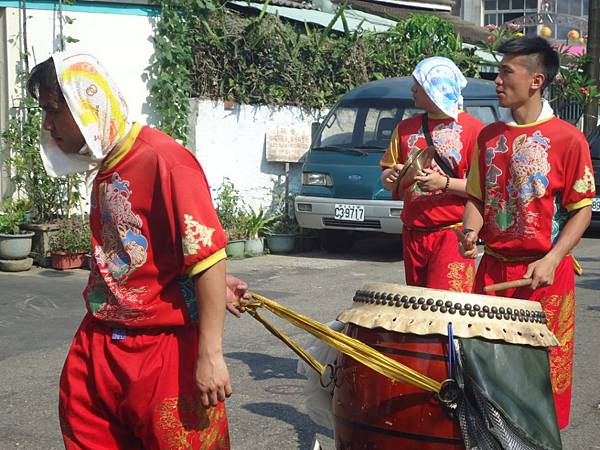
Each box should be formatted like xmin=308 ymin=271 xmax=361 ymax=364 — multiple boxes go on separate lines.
xmin=323 ymin=218 xmax=382 ymax=229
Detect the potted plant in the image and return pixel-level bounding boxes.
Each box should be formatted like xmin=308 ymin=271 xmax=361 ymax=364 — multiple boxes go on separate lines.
xmin=48 ymin=217 xmax=91 ymax=270
xmin=225 ymin=225 xmax=246 ymax=258
xmin=214 ymin=178 xmax=247 ymax=258
xmin=241 ymin=207 xmax=268 ymax=256
xmin=2 ymin=97 xmax=85 ymax=267
xmin=0 ymin=200 xmax=34 ymax=271
xmin=265 ymin=212 xmax=300 ymax=254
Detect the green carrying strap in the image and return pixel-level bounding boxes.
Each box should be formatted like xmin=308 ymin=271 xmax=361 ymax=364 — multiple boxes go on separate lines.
xmin=459 ymin=338 xmax=562 ymax=450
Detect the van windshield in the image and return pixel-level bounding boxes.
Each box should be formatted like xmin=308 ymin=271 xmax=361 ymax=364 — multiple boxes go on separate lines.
xmin=314 ymin=101 xmax=419 ymax=151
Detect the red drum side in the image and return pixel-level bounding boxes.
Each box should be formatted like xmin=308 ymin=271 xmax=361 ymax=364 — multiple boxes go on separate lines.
xmin=332 ymin=324 xmax=464 ymax=450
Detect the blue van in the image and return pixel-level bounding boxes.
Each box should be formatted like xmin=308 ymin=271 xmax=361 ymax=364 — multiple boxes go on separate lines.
xmin=294 ymin=76 xmax=500 ymax=252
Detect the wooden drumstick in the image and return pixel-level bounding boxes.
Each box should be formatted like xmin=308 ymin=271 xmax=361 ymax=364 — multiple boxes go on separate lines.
xmin=484 ymin=278 xmax=533 ymax=292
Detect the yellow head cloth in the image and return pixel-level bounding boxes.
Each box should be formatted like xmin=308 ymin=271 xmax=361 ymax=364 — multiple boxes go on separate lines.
xmin=40 ymin=51 xmax=132 ymax=177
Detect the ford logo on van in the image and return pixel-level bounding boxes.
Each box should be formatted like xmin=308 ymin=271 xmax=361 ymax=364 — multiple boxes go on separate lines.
xmin=348 ymin=174 xmax=362 ymax=182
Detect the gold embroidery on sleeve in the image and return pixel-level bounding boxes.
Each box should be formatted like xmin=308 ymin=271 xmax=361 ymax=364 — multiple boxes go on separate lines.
xmin=573 ymin=166 xmax=595 ymax=194
xmin=183 ymin=214 xmax=215 ymax=256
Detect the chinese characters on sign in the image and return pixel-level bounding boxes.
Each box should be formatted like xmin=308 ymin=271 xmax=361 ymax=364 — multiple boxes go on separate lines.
xmin=266 ymin=125 xmax=311 ymax=163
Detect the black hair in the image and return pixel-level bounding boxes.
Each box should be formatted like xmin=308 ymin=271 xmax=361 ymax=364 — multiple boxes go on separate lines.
xmin=497 ymin=36 xmax=560 ymax=91
xmin=26 ymin=57 xmax=64 ymax=101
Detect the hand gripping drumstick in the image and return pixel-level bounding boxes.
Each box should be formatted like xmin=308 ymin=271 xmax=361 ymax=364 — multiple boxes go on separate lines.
xmin=484 ymin=278 xmax=533 ymax=292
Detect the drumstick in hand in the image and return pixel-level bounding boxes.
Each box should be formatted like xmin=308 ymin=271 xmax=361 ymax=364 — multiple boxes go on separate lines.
xmin=484 ymin=278 xmax=533 ymax=292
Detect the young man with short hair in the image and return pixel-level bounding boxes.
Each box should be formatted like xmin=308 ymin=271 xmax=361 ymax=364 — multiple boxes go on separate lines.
xmin=381 ymin=57 xmax=484 ymax=291
xmin=28 ymin=52 xmax=247 ymax=448
xmin=458 ymin=37 xmax=594 ymax=428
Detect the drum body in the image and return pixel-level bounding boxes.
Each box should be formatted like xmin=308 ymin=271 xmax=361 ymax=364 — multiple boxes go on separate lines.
xmin=333 ymin=282 xmax=560 ymax=450
xmin=333 ymin=325 xmax=463 ymax=450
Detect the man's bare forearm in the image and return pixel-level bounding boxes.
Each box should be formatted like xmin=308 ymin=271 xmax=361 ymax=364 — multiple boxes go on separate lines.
xmin=194 ymin=259 xmax=227 ymax=356
xmin=463 ymin=199 xmax=484 ymax=233
xmin=546 ymin=206 xmax=591 ymax=264
xmin=447 ymin=178 xmax=468 ymax=198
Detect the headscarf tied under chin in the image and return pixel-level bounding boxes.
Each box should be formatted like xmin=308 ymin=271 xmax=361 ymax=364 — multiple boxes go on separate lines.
xmin=40 ymin=51 xmax=132 ymax=177
xmin=412 ymin=56 xmax=467 ymax=120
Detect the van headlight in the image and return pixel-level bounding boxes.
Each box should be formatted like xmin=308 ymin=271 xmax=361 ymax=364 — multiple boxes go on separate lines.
xmin=302 ymin=172 xmax=333 ymax=187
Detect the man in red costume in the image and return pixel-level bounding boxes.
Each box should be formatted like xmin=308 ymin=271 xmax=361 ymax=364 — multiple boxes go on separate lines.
xmin=27 ymin=51 xmax=248 ymax=449
xmin=381 ymin=57 xmax=484 ymax=292
xmin=458 ymin=37 xmax=594 ymax=429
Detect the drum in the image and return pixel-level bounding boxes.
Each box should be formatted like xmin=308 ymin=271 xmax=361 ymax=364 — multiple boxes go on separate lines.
xmin=333 ymin=283 xmax=559 ymax=450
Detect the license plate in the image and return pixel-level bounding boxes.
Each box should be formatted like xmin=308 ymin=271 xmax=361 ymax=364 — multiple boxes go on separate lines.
xmin=334 ymin=204 xmax=365 ymax=221
xmin=593 ymin=197 xmax=600 ymax=212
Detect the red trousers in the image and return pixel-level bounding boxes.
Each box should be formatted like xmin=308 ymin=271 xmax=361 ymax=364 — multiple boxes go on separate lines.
xmin=59 ymin=314 xmax=230 ymax=449
xmin=474 ymin=254 xmax=575 ymax=429
xmin=403 ymin=227 xmax=475 ymax=292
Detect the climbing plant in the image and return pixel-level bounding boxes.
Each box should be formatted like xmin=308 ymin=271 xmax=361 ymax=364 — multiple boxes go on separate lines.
xmin=146 ymin=2 xmax=480 ymax=144
xmin=1 ymin=0 xmax=83 ymax=222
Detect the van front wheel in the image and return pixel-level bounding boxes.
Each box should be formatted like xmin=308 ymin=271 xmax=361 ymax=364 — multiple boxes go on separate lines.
xmin=319 ymin=230 xmax=355 ymax=253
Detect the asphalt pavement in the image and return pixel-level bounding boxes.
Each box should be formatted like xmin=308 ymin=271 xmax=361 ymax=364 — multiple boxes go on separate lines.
xmin=1 ymin=233 xmax=599 ymax=450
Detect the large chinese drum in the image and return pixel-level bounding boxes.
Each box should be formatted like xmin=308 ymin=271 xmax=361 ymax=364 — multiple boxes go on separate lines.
xmin=333 ymin=283 xmax=562 ymax=450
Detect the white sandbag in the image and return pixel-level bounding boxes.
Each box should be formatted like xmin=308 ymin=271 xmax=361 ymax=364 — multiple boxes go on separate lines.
xmin=297 ymin=320 xmax=345 ymax=430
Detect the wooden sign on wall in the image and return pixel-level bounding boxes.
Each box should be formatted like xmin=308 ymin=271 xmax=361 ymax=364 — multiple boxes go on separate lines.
xmin=266 ymin=125 xmax=311 ymax=163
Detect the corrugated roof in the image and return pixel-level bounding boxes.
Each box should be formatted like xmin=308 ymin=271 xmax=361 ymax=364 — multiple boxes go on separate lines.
xmin=347 ymin=0 xmax=488 ymax=44
xmin=229 ymin=1 xmax=398 ymax=32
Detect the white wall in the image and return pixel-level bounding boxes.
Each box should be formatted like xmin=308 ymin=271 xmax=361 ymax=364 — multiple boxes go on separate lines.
xmin=1 ymin=4 xmax=327 ymax=213
xmin=191 ymin=99 xmax=325 ymax=211
xmin=4 ymin=6 xmax=157 ymax=124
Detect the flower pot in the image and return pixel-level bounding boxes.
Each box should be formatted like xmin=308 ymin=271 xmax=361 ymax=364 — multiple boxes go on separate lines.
xmin=0 ymin=232 xmax=35 ymax=260
xmin=266 ymin=233 xmax=297 ymax=253
xmin=0 ymin=257 xmax=33 ymax=272
xmin=244 ymin=238 xmax=264 ymax=256
xmin=51 ymin=252 xmax=86 ymax=270
xmin=225 ymin=239 xmax=246 ymax=258
xmin=20 ymin=223 xmax=61 ymax=267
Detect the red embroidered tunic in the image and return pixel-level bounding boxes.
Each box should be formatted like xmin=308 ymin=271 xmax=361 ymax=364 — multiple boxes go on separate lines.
xmin=83 ymin=124 xmax=227 ymax=328
xmin=467 ymin=116 xmax=595 ymax=257
xmin=381 ymin=112 xmax=484 ymax=229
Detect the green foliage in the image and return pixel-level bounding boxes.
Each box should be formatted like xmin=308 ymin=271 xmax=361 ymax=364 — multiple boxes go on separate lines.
xmin=147 ymin=2 xmax=480 ymax=141
xmin=266 ymin=213 xmax=300 ymax=235
xmin=240 ymin=206 xmax=269 ymax=239
xmin=49 ymin=217 xmax=91 ymax=254
xmin=145 ymin=0 xmax=198 ymax=143
xmin=0 ymin=199 xmax=30 ymax=234
xmin=1 ymin=97 xmax=84 ymax=223
xmin=214 ymin=178 xmax=246 ymax=240
xmin=477 ymin=24 xmax=599 ymax=119
xmin=265 ymin=189 xmax=300 ymax=235
xmin=554 ymin=51 xmax=600 ymax=106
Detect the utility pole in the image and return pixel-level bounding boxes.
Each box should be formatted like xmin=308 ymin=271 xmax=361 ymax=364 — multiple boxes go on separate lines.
xmin=584 ymin=0 xmax=599 ymax=136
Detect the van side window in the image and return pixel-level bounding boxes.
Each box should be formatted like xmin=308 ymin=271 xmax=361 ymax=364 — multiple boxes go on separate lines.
xmin=464 ymin=106 xmax=497 ymax=125
xmin=363 ymin=108 xmax=401 ymax=148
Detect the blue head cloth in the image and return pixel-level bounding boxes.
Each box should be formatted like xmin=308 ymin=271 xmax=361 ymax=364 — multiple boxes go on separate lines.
xmin=412 ymin=57 xmax=467 ymax=120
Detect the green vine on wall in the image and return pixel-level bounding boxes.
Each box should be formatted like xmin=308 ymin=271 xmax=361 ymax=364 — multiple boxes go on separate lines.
xmin=146 ymin=2 xmax=480 ymax=144
xmin=1 ymin=0 xmax=83 ymax=222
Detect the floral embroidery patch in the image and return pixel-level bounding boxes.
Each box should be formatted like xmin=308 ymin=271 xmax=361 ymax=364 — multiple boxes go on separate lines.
xmin=183 ymin=214 xmax=215 ymax=256
xmin=573 ymin=166 xmax=595 ymax=194
xmin=155 ymin=397 xmax=228 ymax=450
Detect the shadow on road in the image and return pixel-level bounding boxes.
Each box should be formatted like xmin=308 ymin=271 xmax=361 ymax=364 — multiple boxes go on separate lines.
xmin=36 ymin=269 xmax=84 ymax=278
xmin=291 ymin=234 xmax=404 ymax=263
xmin=226 ymin=352 xmax=305 ymax=380
xmin=243 ymin=402 xmax=333 ymax=449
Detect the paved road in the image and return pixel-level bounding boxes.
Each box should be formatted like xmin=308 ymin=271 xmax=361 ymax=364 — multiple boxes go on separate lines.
xmin=1 ymin=233 xmax=599 ymax=449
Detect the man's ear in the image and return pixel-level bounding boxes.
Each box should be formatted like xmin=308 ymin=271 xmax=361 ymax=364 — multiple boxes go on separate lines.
xmin=531 ymin=72 xmax=546 ymax=91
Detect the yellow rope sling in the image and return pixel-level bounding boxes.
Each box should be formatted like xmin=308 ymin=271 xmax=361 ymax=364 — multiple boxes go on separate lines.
xmin=245 ymin=292 xmax=441 ymax=393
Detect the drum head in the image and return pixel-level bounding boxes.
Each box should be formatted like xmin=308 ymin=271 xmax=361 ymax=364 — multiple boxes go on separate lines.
xmin=338 ymin=283 xmax=558 ymax=347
